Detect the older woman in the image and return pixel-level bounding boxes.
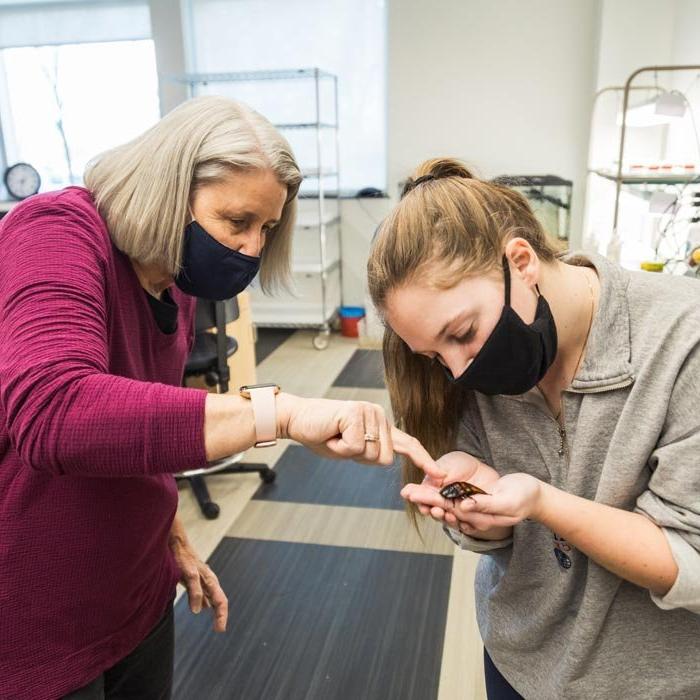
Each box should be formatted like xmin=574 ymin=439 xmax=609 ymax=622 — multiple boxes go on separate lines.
xmin=0 ymin=97 xmax=438 ymax=700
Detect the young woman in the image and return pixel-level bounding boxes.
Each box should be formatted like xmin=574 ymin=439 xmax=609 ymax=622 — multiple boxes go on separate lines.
xmin=367 ymin=158 xmax=700 ymax=699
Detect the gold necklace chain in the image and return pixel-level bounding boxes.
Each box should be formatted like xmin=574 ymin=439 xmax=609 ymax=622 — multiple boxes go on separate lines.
xmin=549 ymin=268 xmax=595 ymax=422
xmin=572 ymin=268 xmax=596 ymax=380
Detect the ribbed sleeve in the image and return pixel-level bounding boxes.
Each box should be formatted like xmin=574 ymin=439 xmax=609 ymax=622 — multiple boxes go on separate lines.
xmin=0 ymin=188 xmax=215 ymax=699
xmin=0 ymin=193 xmax=208 ymax=477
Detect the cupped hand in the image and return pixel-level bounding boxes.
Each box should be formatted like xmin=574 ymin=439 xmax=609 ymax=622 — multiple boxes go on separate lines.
xmin=455 ymin=472 xmax=542 ymax=529
xmin=401 ymin=451 xmax=512 ymax=540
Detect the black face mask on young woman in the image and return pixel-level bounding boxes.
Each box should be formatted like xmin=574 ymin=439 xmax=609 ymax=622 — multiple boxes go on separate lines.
xmin=444 ymin=255 xmax=558 ymax=395
xmin=174 ymin=220 xmax=261 ymax=300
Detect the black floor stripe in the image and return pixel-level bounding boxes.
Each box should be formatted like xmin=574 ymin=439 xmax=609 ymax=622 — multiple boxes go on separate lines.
xmin=332 ymin=349 xmax=385 ymax=388
xmin=174 ymin=538 xmax=452 ymax=700
xmin=255 ymin=328 xmax=295 ymax=365
xmin=253 ymin=445 xmax=404 ymax=510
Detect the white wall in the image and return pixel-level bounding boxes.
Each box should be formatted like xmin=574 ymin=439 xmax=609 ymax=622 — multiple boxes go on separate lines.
xmin=339 ymin=0 xmax=605 ymax=305
xmin=671 ymin=0 xmax=700 ymax=66
xmin=594 ymin=0 xmax=676 ymax=89
xmin=148 ymin=0 xmax=188 ymax=115
xmin=667 ymin=0 xmax=700 ymax=164
xmin=342 ymin=0 xmax=604 ymax=305
xmin=386 ymin=0 xmax=601 ymax=247
xmin=339 ymin=197 xmax=390 ymax=306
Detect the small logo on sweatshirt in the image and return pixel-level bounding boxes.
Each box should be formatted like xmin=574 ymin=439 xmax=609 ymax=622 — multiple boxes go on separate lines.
xmin=553 ymin=533 xmax=572 ymax=569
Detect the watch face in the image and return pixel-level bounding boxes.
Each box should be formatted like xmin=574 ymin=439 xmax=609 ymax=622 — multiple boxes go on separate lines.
xmin=4 ymin=162 xmax=41 ymax=200
xmin=239 ymin=383 xmax=281 ymax=399
xmin=240 ymin=384 xmax=280 ymax=392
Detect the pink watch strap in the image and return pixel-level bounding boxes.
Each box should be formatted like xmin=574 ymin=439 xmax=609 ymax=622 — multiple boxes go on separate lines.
xmin=249 ymin=385 xmax=277 ymax=447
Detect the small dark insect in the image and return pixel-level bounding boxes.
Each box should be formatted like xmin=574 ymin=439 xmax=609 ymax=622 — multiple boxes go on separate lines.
xmin=553 ymin=548 xmax=572 ymax=569
xmin=439 ymin=481 xmax=488 ymax=504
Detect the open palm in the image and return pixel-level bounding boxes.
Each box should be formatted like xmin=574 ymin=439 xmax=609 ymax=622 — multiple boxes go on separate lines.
xmin=401 ymin=451 xmax=512 ymax=540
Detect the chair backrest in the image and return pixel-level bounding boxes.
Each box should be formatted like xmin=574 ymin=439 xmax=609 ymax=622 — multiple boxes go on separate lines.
xmin=187 ymin=297 xmax=240 ymax=392
xmin=194 ymin=297 xmax=240 ymax=333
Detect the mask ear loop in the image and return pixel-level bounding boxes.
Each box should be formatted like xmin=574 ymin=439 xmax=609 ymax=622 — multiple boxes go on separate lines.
xmin=503 ymin=254 xmax=542 ymax=302
xmin=502 ymin=255 xmax=512 ymax=306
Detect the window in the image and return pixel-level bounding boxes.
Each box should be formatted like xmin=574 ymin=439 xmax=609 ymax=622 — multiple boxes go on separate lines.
xmin=185 ymin=0 xmax=387 ymax=194
xmin=0 ymin=41 xmax=160 ymax=189
xmin=0 ymin=0 xmax=158 ymax=191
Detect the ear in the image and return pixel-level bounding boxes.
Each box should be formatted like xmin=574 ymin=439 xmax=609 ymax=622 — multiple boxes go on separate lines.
xmin=504 ymin=238 xmax=540 ymax=289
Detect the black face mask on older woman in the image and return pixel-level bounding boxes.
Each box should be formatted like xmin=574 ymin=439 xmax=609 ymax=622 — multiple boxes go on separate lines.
xmin=443 ymin=255 xmax=558 ymax=395
xmin=174 ymin=220 xmax=260 ymax=301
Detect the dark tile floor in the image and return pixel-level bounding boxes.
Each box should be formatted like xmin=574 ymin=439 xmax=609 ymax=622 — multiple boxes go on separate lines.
xmin=252 ymin=445 xmax=404 ymax=510
xmin=174 ymin=344 xmax=452 ymax=700
xmin=174 ymin=539 xmax=451 ymax=700
xmin=255 ymin=328 xmax=295 ymax=365
xmin=332 ymin=350 xmax=385 ymax=389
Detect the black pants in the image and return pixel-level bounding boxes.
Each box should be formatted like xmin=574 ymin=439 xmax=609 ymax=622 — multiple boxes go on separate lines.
xmin=62 ymin=604 xmax=174 ymax=700
xmin=484 ymin=649 xmax=524 ymax=700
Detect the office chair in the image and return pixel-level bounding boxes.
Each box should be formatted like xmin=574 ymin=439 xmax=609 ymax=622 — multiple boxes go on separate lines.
xmin=177 ymin=298 xmax=275 ymax=519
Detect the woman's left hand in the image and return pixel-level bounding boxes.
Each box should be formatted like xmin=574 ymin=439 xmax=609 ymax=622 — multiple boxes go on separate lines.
xmin=455 ymin=472 xmax=543 ymax=527
xmin=170 ymin=536 xmax=228 ymax=633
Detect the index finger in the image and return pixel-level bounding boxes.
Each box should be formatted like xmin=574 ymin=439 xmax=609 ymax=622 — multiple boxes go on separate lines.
xmin=402 ymin=482 xmax=453 ymax=511
xmin=391 ymin=427 xmax=446 ymax=481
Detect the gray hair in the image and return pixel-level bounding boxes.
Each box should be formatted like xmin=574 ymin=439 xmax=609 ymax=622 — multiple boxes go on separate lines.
xmin=83 ymin=96 xmax=302 ymax=292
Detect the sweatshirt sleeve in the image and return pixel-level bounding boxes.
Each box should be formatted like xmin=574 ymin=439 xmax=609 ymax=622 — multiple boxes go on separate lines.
xmin=635 ymin=340 xmax=700 ymax=614
xmin=0 ymin=197 xmax=209 ymax=477
xmin=444 ymin=394 xmax=513 ymax=553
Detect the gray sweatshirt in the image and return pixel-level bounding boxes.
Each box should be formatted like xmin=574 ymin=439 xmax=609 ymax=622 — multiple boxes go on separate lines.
xmin=446 ymin=253 xmax=700 ymax=699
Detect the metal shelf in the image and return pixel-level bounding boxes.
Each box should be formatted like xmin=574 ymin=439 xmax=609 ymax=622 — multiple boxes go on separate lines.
xmin=296 ymin=214 xmax=341 ymax=230
xmin=584 ymin=66 xmax=700 ymax=255
xmin=174 ymin=68 xmax=336 ymax=83
xmin=254 ymin=319 xmax=336 ymax=329
xmin=292 ymin=260 xmax=341 ymax=275
xmin=301 ymin=169 xmax=339 ymax=179
xmin=591 ymin=168 xmax=699 ymax=186
xmin=298 ymin=191 xmax=340 ymax=199
xmin=275 ymin=122 xmax=338 ymax=130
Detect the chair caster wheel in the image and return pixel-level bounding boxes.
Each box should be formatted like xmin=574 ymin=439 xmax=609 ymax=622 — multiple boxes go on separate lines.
xmin=261 ymin=468 xmax=276 ymax=484
xmin=202 ymin=502 xmax=220 ymax=519
xmin=313 ymin=333 xmax=329 ymax=350
xmin=204 ymin=371 xmax=219 ymax=387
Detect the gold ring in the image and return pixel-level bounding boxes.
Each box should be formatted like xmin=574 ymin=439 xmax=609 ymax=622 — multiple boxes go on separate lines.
xmin=364 ymin=433 xmax=380 ymax=442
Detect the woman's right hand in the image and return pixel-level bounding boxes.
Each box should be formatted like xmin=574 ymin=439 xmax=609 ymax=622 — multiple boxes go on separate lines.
xmin=276 ymin=393 xmax=446 ymax=481
xmin=401 ymin=451 xmax=513 ymax=541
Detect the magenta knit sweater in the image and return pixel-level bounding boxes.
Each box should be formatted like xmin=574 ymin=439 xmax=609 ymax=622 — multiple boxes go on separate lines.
xmin=0 ymin=188 xmax=209 ymax=699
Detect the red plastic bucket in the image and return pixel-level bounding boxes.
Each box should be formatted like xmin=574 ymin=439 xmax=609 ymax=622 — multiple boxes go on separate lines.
xmin=339 ymin=306 xmax=365 ymax=338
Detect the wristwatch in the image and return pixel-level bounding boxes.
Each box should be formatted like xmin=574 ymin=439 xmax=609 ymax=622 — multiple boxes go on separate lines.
xmin=239 ymin=383 xmax=281 ymax=447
